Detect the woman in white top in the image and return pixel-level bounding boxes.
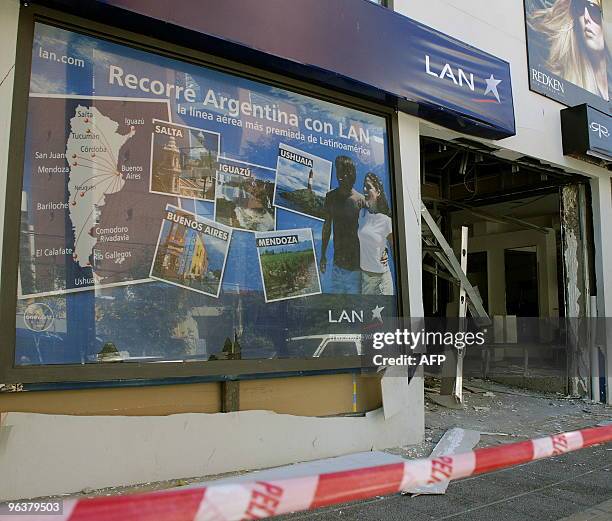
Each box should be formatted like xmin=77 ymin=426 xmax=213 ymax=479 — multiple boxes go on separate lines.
xmin=357 ymin=173 xmax=394 ymax=295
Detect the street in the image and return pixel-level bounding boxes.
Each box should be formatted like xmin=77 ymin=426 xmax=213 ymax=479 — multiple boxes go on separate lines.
xmin=275 ymin=444 xmax=612 ymax=521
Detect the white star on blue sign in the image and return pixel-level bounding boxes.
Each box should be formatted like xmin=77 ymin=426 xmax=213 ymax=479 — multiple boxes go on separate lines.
xmin=484 ymin=74 xmax=502 ymax=103
xmin=371 ymin=305 xmax=384 ymax=322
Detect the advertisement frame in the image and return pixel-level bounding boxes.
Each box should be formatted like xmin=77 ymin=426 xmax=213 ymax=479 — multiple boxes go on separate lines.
xmin=523 ymin=0 xmax=612 ymax=113
xmin=0 ymin=5 xmax=411 ymax=385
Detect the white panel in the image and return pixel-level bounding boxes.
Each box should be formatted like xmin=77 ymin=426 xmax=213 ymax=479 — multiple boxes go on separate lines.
xmin=0 ymin=407 xmax=422 ymax=500
xmin=590 ymin=176 xmax=612 ymax=403
xmin=397 ymin=112 xmax=423 ymax=317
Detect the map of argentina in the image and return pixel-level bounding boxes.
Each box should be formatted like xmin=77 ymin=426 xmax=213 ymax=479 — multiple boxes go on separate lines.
xmin=19 ymin=96 xmax=177 ymax=298
xmin=67 ymin=106 xmax=135 ymax=273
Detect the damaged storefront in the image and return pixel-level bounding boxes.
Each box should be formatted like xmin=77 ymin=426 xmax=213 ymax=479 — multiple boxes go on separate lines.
xmin=0 ymin=0 xmax=515 ymax=499
xmin=412 ymin=0 xmax=612 ymax=405
xmin=420 ymin=136 xmax=598 ymax=396
xmin=0 ymin=0 xmax=611 ymax=501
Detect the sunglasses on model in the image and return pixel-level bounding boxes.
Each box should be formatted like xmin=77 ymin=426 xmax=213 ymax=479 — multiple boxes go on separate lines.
xmin=573 ymin=0 xmax=603 ymax=25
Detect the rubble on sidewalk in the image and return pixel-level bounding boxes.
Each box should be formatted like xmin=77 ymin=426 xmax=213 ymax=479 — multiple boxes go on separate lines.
xmin=403 ymin=427 xmax=480 ymax=496
xmin=387 ymin=377 xmax=611 ymax=461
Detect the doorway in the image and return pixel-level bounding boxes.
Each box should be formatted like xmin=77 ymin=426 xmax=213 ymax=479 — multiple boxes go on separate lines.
xmin=505 ymin=247 xmax=539 ymax=317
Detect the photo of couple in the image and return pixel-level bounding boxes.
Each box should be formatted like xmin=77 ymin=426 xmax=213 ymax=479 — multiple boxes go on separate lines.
xmin=526 ymin=0 xmax=610 ymax=102
xmin=319 ymin=155 xmax=394 ymax=296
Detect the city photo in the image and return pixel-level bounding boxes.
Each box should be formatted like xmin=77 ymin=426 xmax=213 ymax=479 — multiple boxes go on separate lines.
xmin=149 ymin=120 xmax=220 ymax=201
xmin=150 ymin=205 xmax=232 ymax=297
xmin=214 ymin=156 xmax=276 ymax=232
xmin=272 ymin=143 xmax=332 ymax=221
xmin=255 ymin=228 xmax=321 ymax=302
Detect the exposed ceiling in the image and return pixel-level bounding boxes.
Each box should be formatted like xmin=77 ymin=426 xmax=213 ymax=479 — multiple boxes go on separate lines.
xmin=421 ymin=137 xmax=588 ymax=206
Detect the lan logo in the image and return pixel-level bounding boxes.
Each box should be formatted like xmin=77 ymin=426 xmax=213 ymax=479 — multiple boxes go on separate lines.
xmin=328 ymin=306 xmax=384 ymax=324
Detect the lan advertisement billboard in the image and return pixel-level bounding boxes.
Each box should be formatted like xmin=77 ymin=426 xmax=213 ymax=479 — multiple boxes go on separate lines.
xmin=12 ymin=22 xmax=401 ymax=368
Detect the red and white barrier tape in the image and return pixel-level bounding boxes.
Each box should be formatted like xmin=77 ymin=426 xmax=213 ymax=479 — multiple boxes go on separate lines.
xmin=20 ymin=424 xmax=612 ymax=521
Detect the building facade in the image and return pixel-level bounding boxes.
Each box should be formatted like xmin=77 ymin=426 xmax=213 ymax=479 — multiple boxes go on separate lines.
xmin=0 ymin=0 xmax=610 ymax=500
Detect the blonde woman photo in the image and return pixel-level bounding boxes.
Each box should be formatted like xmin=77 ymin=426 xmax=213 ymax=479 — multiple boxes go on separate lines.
xmin=528 ymin=0 xmax=609 ymax=100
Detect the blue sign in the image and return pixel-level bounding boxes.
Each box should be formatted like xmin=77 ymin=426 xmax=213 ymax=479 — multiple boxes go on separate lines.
xmin=39 ymin=0 xmax=516 ymax=140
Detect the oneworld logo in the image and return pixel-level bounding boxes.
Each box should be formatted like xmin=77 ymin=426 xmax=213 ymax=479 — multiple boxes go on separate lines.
xmin=425 ymin=55 xmax=502 ymax=103
xmin=23 ymin=303 xmax=54 ymax=332
xmin=590 ymin=121 xmax=609 ymax=139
